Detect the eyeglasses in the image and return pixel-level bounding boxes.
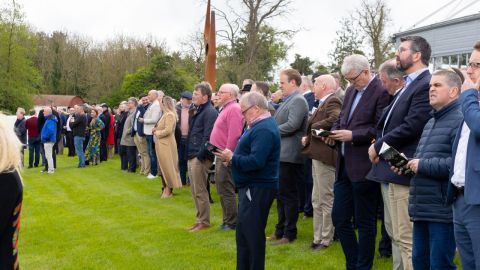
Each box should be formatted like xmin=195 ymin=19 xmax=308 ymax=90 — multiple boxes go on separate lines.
xmin=241 ymin=105 xmax=255 ymax=115
xmin=345 ymin=70 xmax=364 ymax=83
xmin=467 ymin=62 xmax=480 ymax=69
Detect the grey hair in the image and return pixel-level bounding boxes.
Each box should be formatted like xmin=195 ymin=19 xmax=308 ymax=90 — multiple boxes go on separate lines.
xmin=222 ymin=83 xmax=240 ymax=98
xmin=239 ymin=91 xmax=268 ymax=110
xmin=301 ymin=76 xmax=313 ymax=88
xmin=148 ymin=89 xmax=159 ymax=98
xmin=379 ymin=60 xmax=405 ymax=81
xmin=157 ymin=90 xmax=165 ymax=97
xmin=127 ymin=97 xmax=138 ymax=106
xmin=432 ymin=69 xmax=462 ymax=94
xmin=341 ymin=54 xmax=370 ymax=76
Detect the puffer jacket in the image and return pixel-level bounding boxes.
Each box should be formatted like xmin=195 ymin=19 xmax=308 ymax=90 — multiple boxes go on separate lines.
xmin=186 ymin=101 xmax=218 ymax=161
xmin=408 ymin=100 xmax=463 ymax=223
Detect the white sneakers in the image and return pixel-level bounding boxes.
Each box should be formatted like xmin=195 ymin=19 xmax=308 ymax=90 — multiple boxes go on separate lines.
xmin=146 ymin=174 xmax=157 ymax=180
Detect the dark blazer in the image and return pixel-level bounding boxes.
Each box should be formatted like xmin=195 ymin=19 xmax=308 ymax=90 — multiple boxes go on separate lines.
xmin=303 ymin=91 xmax=316 ymax=111
xmin=447 ymin=89 xmax=480 ymax=205
xmin=369 ymin=70 xmax=432 ymax=186
xmin=302 ymin=94 xmax=342 ymax=167
xmin=131 ymin=103 xmax=149 ymax=137
xmin=332 ymin=76 xmax=390 ymax=181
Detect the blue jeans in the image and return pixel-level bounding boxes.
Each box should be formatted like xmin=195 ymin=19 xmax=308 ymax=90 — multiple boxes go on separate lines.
xmin=74 ymin=136 xmax=86 ymax=167
xmin=28 ymin=137 xmax=41 ymax=167
xmin=412 ymin=221 xmax=456 ymax=270
xmin=145 ymin=135 xmax=157 ymax=176
xmin=453 ymin=194 xmax=480 ymax=270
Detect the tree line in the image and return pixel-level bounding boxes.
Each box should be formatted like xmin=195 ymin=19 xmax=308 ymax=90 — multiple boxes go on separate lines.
xmin=0 ymin=0 xmax=394 ymax=113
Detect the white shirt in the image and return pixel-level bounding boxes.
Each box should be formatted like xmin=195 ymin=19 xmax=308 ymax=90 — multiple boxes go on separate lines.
xmin=66 ymin=115 xmax=73 ymax=131
xmin=451 ymin=122 xmax=470 ymax=187
xmin=382 ymin=87 xmax=405 ymax=137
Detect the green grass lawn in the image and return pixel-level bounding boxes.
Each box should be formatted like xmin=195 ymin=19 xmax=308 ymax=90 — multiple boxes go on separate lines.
xmin=20 ymin=153 xmax=395 ymax=269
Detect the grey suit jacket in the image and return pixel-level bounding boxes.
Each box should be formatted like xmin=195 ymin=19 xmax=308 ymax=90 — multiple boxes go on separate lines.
xmin=274 ymin=91 xmax=309 ymax=164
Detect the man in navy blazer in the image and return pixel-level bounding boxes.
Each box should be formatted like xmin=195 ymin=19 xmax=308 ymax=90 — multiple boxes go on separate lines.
xmin=325 ymin=54 xmax=389 ymax=270
xmin=449 ymin=41 xmax=480 ymax=270
xmin=368 ymin=36 xmax=432 ymax=270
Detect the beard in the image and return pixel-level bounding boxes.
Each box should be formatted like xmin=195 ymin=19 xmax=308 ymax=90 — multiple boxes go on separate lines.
xmin=397 ymin=55 xmax=414 ymax=72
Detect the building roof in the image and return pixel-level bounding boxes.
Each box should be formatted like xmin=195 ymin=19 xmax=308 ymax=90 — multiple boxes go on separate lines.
xmin=33 ymin=95 xmax=85 ymax=108
xmin=393 ymin=13 xmax=480 ymax=38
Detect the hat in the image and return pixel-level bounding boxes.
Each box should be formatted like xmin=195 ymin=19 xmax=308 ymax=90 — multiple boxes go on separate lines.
xmin=101 ymin=103 xmax=109 ymax=108
xmin=180 ymin=91 xmax=192 ymax=100
xmin=241 ymin=84 xmax=252 ymax=92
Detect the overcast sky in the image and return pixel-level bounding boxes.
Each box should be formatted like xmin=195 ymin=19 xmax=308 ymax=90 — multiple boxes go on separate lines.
xmin=16 ymin=0 xmax=480 ymax=66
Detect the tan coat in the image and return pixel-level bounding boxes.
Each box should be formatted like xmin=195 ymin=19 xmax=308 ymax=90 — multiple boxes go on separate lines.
xmin=154 ymin=111 xmax=182 ymax=188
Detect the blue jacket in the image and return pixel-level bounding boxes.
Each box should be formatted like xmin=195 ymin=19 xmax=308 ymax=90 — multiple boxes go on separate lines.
xmin=186 ymin=101 xmax=218 ymax=160
xmin=231 ymin=117 xmax=280 ymax=189
xmin=369 ymin=70 xmax=432 ymax=186
xmin=41 ymin=114 xmax=58 ymax=143
xmin=409 ymin=100 xmax=463 ymax=223
xmin=448 ymin=89 xmax=480 ymax=205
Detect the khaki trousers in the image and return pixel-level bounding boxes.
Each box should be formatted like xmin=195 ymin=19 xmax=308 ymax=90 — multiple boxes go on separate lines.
xmin=215 ymin=160 xmax=237 ymax=227
xmin=389 ymin=183 xmax=413 ymax=270
xmin=134 ymin=134 xmax=150 ymax=175
xmin=311 ymin=160 xmax=335 ymax=246
xmin=381 ymin=183 xmax=403 ymax=270
xmin=188 ymin=158 xmax=212 ymax=226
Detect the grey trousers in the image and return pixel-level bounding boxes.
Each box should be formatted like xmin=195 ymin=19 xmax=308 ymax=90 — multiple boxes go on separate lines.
xmin=215 ymin=160 xmax=237 ymax=227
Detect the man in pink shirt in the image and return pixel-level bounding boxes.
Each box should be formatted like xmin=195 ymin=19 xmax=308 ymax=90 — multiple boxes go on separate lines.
xmin=210 ymin=83 xmax=245 ymax=230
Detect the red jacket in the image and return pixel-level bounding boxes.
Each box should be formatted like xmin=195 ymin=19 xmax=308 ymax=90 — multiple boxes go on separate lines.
xmin=107 ymin=114 xmax=115 ymax=145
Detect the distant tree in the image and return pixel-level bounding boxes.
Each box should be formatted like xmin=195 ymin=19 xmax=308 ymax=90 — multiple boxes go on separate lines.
xmin=314 ymin=63 xmax=330 ymax=75
xmin=290 ymin=54 xmax=314 ymax=75
xmin=329 ymin=17 xmax=365 ymax=73
xmin=0 ymin=0 xmax=40 ymax=113
xmin=356 ymin=0 xmax=394 ymax=69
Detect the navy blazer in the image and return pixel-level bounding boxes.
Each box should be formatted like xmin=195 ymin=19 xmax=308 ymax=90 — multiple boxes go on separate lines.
xmin=447 ymin=89 xmax=480 ymax=205
xmin=369 ymin=70 xmax=432 ymax=186
xmin=333 ymin=76 xmax=390 ymax=181
xmin=303 ymin=91 xmax=316 ymax=111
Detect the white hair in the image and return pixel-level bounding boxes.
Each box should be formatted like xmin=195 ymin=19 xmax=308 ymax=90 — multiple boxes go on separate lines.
xmin=239 ymin=91 xmax=268 ymax=110
xmin=341 ymin=54 xmax=370 ymax=76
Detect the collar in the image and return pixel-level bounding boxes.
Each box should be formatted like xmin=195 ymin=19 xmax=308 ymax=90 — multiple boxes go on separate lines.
xmin=406 ymin=67 xmax=429 ymax=84
xmin=319 ymin=92 xmax=334 ymax=103
xmin=249 ymin=112 xmax=271 ymax=127
xmin=303 ymin=90 xmax=312 ymax=96
xmin=220 ymin=99 xmax=236 ymax=110
xmin=282 ymin=90 xmax=299 ymax=103
xmin=357 ymin=75 xmax=374 ymax=92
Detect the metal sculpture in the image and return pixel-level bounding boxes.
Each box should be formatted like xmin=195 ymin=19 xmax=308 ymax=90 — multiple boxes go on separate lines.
xmin=203 ymin=0 xmax=216 ymax=91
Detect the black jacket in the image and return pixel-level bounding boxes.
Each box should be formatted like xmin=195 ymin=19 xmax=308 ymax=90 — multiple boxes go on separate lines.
xmin=186 ymin=102 xmax=218 ymax=160
xmin=408 ymin=100 xmax=463 ymax=223
xmin=70 ymin=113 xmax=87 ymax=137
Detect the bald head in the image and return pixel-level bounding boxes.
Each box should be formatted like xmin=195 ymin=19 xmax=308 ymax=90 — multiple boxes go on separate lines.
xmin=44 ymin=106 xmax=52 ymax=116
xmin=148 ymin=89 xmax=159 ymax=102
xmin=314 ymin=75 xmax=336 ymax=100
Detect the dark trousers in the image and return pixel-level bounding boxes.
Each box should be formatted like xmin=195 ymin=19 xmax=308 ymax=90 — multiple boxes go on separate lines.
xmin=332 ymin=159 xmax=379 ymax=270
xmin=453 ymin=194 xmax=480 ymax=270
xmin=28 ymin=137 xmax=41 ymax=167
xmin=66 ymin=131 xmax=75 ymax=156
xmin=178 ymin=137 xmax=188 ymax=185
xmin=100 ymin=136 xmax=108 ymax=161
xmin=145 ymin=135 xmax=157 ymax=176
xmin=298 ymin=158 xmax=313 ymax=216
xmin=275 ymin=162 xmax=302 ymax=241
xmin=237 ymin=187 xmax=276 ymax=270
xmin=120 ymin=145 xmax=137 ymax=172
xmin=412 ymin=221 xmax=456 ymax=270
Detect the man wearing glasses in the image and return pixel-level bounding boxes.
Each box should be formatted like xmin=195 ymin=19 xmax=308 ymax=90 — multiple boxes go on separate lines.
xmin=449 ymin=41 xmax=480 ymax=270
xmin=368 ymin=36 xmax=432 ymax=270
xmin=324 ymin=54 xmax=389 ymax=270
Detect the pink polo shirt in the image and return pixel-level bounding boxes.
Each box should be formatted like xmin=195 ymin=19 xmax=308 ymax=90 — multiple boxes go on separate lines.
xmin=210 ymin=100 xmax=245 ymax=151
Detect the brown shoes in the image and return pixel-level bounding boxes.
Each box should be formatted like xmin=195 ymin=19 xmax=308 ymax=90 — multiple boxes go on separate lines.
xmin=188 ymin=223 xmax=210 ymax=232
xmin=267 ymin=234 xmax=282 ymax=241
xmin=271 ymin=237 xmax=295 ymax=246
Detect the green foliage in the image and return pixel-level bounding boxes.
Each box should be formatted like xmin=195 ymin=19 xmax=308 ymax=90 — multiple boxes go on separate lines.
xmin=0 ymin=2 xmax=41 ymax=113
xmin=116 ymin=53 xmax=191 ymax=104
xmin=329 ymin=17 xmax=366 ymax=73
xmin=315 ymin=64 xmax=331 ymax=75
xmin=217 ymin=25 xmax=289 ymax=85
xmin=290 ymin=54 xmax=314 ymax=75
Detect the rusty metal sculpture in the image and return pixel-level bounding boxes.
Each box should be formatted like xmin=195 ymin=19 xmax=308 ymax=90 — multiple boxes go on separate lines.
xmin=203 ymin=0 xmax=216 ymax=91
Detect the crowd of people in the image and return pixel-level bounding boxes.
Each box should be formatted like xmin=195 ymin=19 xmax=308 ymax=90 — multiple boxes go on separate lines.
xmin=2 ymin=36 xmax=480 ymax=270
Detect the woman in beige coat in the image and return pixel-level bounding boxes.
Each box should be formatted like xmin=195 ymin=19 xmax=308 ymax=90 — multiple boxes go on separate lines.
xmin=153 ymin=96 xmax=182 ymax=198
